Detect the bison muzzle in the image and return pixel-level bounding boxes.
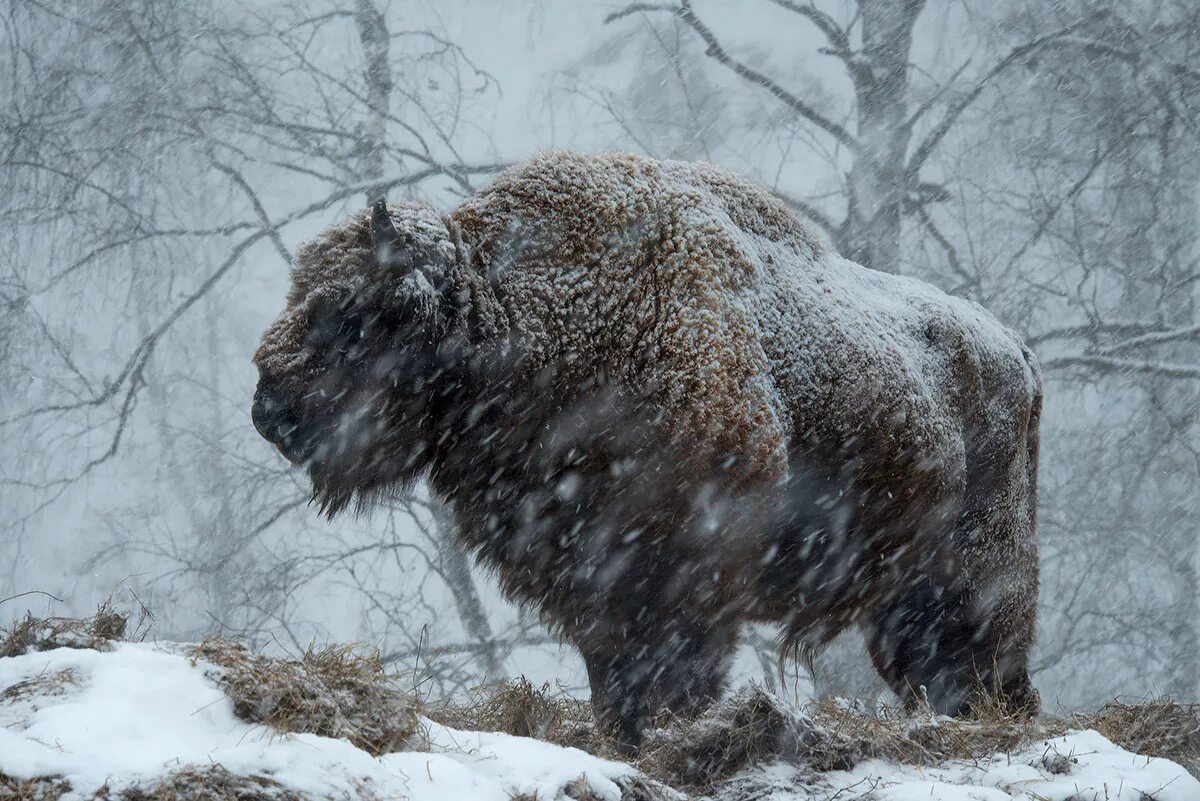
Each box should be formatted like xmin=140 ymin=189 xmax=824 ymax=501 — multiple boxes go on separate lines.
xmin=252 ymin=151 xmax=1043 ymax=751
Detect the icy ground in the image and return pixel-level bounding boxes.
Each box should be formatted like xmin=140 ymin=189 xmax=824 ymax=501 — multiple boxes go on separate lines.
xmin=1 ymin=643 xmax=1197 ymax=801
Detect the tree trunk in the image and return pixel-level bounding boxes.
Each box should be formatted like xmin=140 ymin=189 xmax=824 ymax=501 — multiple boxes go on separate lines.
xmin=840 ymin=0 xmax=925 ymax=271
xmin=350 ymin=1 xmax=501 ymax=683
xmin=353 ymin=0 xmax=392 ymax=193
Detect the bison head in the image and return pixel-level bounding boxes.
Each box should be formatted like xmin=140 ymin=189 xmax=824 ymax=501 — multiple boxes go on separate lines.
xmin=251 ymin=198 xmax=464 ymax=514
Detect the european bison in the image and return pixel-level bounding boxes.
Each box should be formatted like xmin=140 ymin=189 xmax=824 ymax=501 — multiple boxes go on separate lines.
xmin=252 ymin=151 xmax=1042 ymax=750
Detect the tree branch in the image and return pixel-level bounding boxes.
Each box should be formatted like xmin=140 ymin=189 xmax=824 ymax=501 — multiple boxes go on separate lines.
xmin=606 ymin=0 xmax=859 ymax=151
xmin=1003 ymin=123 xmax=1135 ymax=275
xmin=1042 ymin=355 xmax=1200 ymax=380
xmin=906 ymin=26 xmax=1078 ymax=178
xmin=763 ymin=0 xmax=847 ymax=50
xmin=1028 ymin=322 xmax=1168 ymax=347
xmin=1101 ymin=324 xmax=1200 ymax=355
xmin=902 ymin=57 xmax=972 ymax=135
xmin=912 ymin=204 xmax=975 ymax=291
xmin=772 ymin=189 xmax=837 ymax=240
xmin=213 ymin=161 xmax=292 ymax=266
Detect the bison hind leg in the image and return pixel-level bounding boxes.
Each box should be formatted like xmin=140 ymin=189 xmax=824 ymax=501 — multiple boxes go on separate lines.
xmin=862 ymin=579 xmax=1038 ymax=717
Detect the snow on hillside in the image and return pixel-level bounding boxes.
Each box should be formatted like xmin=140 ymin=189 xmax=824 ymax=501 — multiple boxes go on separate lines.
xmin=0 ymin=642 xmax=634 ymax=801
xmin=1 ymin=641 xmax=1197 ymax=801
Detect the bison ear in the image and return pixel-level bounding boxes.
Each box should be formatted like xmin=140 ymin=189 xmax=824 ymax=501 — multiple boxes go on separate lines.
xmin=371 ymin=197 xmax=414 ymax=274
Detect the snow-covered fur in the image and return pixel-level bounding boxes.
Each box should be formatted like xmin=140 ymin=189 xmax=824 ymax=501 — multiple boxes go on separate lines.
xmin=252 ymin=151 xmax=1043 ymax=750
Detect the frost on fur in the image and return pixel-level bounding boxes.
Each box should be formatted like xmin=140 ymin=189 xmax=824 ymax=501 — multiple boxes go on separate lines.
xmin=251 ymin=151 xmax=1044 ymax=750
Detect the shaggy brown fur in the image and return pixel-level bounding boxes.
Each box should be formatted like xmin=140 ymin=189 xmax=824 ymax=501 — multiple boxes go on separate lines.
xmin=251 ymin=151 xmax=1043 ymax=751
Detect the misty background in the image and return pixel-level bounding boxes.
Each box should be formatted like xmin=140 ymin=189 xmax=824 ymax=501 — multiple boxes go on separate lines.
xmin=2 ymin=0 xmax=1197 ymax=709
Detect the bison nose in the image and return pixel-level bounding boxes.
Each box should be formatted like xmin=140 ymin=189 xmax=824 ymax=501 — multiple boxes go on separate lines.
xmin=251 ymin=385 xmax=298 ymax=446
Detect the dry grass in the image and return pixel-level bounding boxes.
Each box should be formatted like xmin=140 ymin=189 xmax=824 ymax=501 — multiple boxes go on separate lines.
xmin=0 ymin=602 xmax=129 ymax=657
xmin=0 ymin=668 xmax=82 ymax=706
xmin=428 ymin=677 xmax=608 ymax=755
xmin=119 ymin=766 xmax=313 ymax=801
xmin=641 ymin=690 xmax=1200 ymax=789
xmin=432 ymin=681 xmax=1200 ymax=791
xmin=640 ymin=688 xmax=889 ymax=788
xmin=1077 ymin=699 xmax=1200 ymax=778
xmin=798 ymin=695 xmax=1069 ymax=768
xmin=3 ymin=608 xmax=1197 ymax=797
xmin=0 ymin=773 xmax=74 ymax=801
xmin=191 ymin=639 xmax=419 ymax=756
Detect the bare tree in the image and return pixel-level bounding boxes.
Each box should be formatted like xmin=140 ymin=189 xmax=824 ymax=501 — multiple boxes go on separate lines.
xmin=0 ymin=0 xmax=529 ymax=691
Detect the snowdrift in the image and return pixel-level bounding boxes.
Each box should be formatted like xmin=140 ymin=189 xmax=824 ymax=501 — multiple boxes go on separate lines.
xmin=2 ymin=608 xmax=1198 ymax=801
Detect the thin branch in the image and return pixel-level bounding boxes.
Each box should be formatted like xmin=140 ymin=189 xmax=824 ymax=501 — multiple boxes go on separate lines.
xmin=906 ymin=25 xmax=1078 ymax=179
xmin=1042 ymin=355 xmax=1200 ymax=380
xmin=213 ymin=160 xmax=292 ymax=265
xmin=1028 ymin=322 xmax=1168 ymax=347
xmin=604 ymin=3 xmax=679 ymax=23
xmin=1102 ymin=324 xmax=1200 ymax=355
xmin=1003 ymin=125 xmax=1134 ymax=275
xmin=606 ymin=0 xmax=859 ymax=151
xmin=913 ymin=204 xmax=974 ymax=291
xmin=902 ymin=57 xmax=972 ymax=135
xmin=763 ymin=0 xmax=847 ymax=50
xmin=772 ymin=189 xmax=837 ymax=240
xmin=0 ymin=590 xmax=66 ymax=607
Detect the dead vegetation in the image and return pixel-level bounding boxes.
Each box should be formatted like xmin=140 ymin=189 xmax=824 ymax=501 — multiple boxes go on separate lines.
xmin=0 ymin=773 xmax=73 ymax=801
xmin=0 ymin=601 xmax=131 ymax=657
xmin=0 ymin=668 xmax=82 ymax=706
xmin=190 ymin=639 xmax=420 ymax=756
xmin=1079 ymin=699 xmax=1200 ymax=778
xmin=428 ymin=677 xmax=607 ymax=754
xmin=120 ymin=766 xmax=312 ymax=801
xmin=0 ymin=767 xmax=322 ymax=801
xmin=2 ymin=608 xmax=1198 ymax=800
xmin=433 ymin=681 xmax=1200 ymax=791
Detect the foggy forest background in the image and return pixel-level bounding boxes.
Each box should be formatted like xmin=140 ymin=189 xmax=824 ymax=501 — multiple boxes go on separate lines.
xmin=2 ymin=0 xmax=1198 ymax=710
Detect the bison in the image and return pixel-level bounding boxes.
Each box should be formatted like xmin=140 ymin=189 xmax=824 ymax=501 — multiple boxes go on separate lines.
xmin=252 ymin=151 xmax=1042 ymax=750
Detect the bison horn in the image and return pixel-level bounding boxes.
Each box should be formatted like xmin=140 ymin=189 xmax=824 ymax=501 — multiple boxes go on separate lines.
xmin=371 ymin=197 xmax=413 ymax=273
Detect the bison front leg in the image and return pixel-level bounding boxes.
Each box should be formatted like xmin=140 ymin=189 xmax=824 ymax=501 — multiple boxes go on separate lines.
xmin=579 ymin=617 xmax=738 ymax=754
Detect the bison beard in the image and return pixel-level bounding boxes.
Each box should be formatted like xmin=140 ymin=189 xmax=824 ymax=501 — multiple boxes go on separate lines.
xmin=252 ymin=151 xmax=1043 ymax=752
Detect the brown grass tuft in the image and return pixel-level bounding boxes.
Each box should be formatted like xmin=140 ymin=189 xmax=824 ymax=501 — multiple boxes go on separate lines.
xmin=1075 ymin=699 xmax=1200 ymax=778
xmin=1 ymin=668 xmax=82 ymax=705
xmin=190 ymin=639 xmax=419 ymax=756
xmin=634 ymin=691 xmax=1200 ymax=787
xmin=425 ymin=678 xmax=1200 ymax=787
xmin=119 ymin=766 xmax=312 ymax=801
xmin=427 ymin=678 xmax=610 ymax=756
xmin=0 ymin=602 xmax=129 ymax=658
xmin=558 ymin=687 xmax=1077 ymax=791
xmin=636 ymin=688 xmax=866 ymax=788
xmin=0 ymin=773 xmax=73 ymax=801
xmin=802 ymin=695 xmax=1069 ymax=767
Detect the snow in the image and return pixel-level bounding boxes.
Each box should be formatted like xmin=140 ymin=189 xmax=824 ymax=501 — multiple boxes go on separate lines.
xmin=2 ymin=644 xmax=1197 ymax=801
xmin=0 ymin=643 xmax=631 ymax=801
xmin=724 ymin=730 xmax=1200 ymax=801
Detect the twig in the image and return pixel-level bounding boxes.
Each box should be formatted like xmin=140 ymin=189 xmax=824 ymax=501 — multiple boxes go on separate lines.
xmin=0 ymin=590 xmax=66 ymax=607
xmin=606 ymin=0 xmax=859 ymax=151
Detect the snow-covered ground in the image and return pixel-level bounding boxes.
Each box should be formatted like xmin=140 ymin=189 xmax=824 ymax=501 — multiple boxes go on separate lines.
xmin=1 ymin=643 xmax=1196 ymax=801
